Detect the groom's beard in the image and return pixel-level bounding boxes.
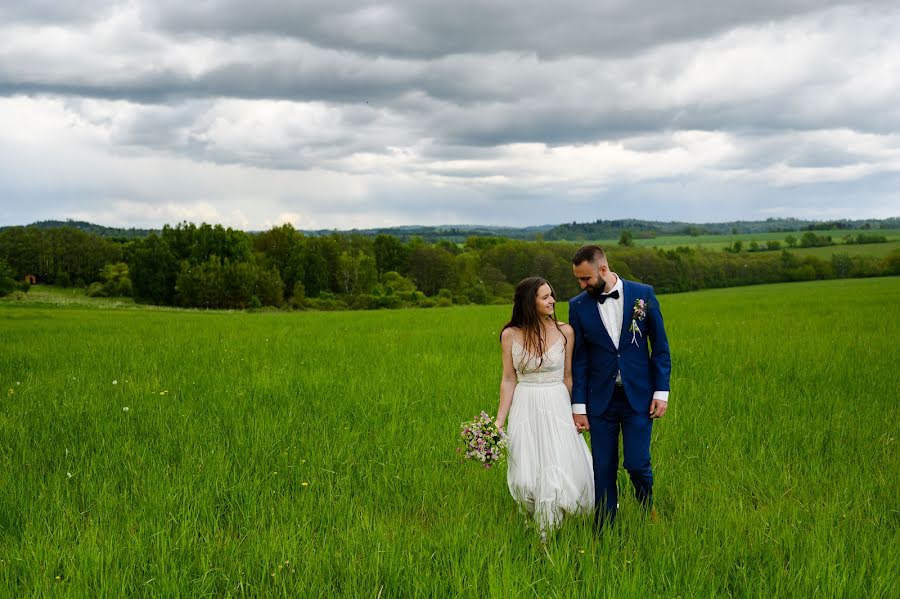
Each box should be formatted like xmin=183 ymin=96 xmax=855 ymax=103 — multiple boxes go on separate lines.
xmin=586 ymin=285 xmax=605 ymax=302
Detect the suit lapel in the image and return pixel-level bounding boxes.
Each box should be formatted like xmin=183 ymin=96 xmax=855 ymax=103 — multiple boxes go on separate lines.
xmin=579 ymin=293 xmax=616 ymax=350
xmin=619 ymin=279 xmax=634 ymax=345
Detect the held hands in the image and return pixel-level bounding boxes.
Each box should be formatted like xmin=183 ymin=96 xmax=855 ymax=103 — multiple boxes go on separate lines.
xmin=573 ymin=414 xmax=589 ymax=433
xmin=649 ymin=399 xmax=668 ymax=419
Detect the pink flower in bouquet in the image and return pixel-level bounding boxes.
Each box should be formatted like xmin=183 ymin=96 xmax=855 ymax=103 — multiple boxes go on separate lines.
xmin=458 ymin=411 xmax=508 ymax=467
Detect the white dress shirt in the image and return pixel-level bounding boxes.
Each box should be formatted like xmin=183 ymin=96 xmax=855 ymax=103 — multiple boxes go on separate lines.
xmin=572 ymin=274 xmax=668 ymax=415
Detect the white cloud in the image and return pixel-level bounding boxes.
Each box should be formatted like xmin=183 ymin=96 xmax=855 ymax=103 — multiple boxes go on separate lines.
xmin=0 ymin=2 xmax=898 ymax=228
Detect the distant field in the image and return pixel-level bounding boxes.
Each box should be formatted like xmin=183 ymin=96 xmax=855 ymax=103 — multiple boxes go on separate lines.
xmin=590 ymin=228 xmax=900 ymax=255
xmin=1 ymin=278 xmax=897 ymax=597
xmin=789 ymin=239 xmax=900 ymax=259
xmin=6 ymin=285 xmax=139 ymax=308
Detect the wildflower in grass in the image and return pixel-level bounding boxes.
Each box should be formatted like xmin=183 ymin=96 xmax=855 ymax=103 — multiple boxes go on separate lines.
xmin=66 ymin=472 xmax=73 ymax=479
xmin=459 ymin=411 xmax=508 ymax=468
xmin=7 ymin=388 xmax=13 ymax=397
xmin=301 ymin=481 xmax=309 ymax=487
xmin=122 ymin=406 xmax=129 ymax=412
xmin=159 ymin=389 xmax=169 ymax=396
xmin=112 ymin=380 xmax=118 ymax=385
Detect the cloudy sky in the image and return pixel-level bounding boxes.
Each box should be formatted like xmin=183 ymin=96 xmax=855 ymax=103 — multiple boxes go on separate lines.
xmin=1 ymin=1 xmax=898 ymax=230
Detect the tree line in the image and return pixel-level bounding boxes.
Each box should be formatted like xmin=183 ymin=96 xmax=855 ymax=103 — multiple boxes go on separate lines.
xmin=1 ymin=223 xmax=898 ymax=309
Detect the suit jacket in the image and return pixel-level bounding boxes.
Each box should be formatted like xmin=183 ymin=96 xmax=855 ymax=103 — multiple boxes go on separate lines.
xmin=569 ymin=279 xmax=671 ymax=415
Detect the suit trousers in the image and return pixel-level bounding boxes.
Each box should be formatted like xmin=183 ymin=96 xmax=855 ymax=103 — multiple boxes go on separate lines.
xmin=588 ymin=385 xmax=653 ymax=525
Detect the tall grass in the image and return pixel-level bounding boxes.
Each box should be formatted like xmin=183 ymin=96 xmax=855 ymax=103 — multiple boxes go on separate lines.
xmin=0 ymin=278 xmax=897 ymax=597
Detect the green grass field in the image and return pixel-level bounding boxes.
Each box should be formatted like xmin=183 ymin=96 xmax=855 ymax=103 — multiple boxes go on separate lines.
xmin=1 ymin=278 xmax=898 ymax=597
xmin=590 ymin=228 xmax=900 ymax=256
xmin=788 ymin=240 xmax=900 ymax=259
xmin=5 ymin=285 xmax=140 ymax=308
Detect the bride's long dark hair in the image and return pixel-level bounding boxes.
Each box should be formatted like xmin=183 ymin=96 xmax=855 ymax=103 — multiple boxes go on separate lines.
xmin=501 ymin=276 xmax=565 ymax=368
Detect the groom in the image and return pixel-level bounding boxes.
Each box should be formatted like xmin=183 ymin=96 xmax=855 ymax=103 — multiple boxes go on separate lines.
xmin=568 ymin=245 xmax=671 ymax=527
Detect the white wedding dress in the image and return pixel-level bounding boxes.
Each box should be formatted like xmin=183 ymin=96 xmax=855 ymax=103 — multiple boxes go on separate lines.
xmin=506 ymin=336 xmax=595 ymax=537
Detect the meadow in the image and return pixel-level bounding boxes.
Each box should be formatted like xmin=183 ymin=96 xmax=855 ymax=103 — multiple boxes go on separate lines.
xmin=1 ymin=278 xmax=898 ymax=597
xmin=591 ymin=228 xmax=900 ymax=255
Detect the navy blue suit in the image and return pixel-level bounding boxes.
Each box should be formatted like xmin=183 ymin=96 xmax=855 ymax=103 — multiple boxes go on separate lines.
xmin=569 ymin=279 xmax=671 ymax=524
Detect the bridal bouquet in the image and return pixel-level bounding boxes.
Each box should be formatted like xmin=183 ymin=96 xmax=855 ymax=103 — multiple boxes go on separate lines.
xmin=458 ymin=411 xmax=508 ymax=468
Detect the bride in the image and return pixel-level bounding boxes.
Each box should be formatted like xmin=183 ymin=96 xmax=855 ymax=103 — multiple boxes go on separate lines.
xmin=495 ymin=277 xmax=594 ymax=538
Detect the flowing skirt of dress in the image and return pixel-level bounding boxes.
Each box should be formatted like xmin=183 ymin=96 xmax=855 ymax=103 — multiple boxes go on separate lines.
xmin=506 ymin=381 xmax=594 ymax=536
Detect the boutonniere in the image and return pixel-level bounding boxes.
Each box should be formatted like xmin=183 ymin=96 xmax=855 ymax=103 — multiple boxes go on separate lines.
xmin=629 ymin=299 xmax=647 ymax=345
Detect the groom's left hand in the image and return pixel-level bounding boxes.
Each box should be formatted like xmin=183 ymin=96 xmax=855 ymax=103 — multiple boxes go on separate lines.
xmin=649 ymin=399 xmax=668 ymax=419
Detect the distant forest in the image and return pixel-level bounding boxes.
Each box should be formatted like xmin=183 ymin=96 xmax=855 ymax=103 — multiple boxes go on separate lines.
xmin=5 ymin=216 xmax=898 ymax=243
xmin=1 ymin=219 xmax=898 ymax=310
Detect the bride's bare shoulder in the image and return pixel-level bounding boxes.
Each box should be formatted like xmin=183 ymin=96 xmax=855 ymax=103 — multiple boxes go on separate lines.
xmin=500 ymin=326 xmax=521 ymax=345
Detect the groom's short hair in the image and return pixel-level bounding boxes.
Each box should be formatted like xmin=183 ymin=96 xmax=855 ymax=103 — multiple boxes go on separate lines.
xmin=572 ymin=245 xmax=606 ymax=266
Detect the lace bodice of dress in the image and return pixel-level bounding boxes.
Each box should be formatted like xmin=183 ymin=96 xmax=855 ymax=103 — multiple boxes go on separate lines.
xmin=512 ymin=336 xmax=565 ymax=384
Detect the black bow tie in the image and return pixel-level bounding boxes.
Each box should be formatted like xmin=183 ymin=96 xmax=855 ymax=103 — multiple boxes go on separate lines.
xmin=593 ymin=289 xmax=619 ymax=304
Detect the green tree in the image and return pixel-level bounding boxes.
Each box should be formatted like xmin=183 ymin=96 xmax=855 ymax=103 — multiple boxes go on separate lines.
xmin=408 ymin=245 xmax=456 ymax=296
xmin=884 ymin=249 xmax=900 ymax=276
xmin=0 ymin=227 xmax=40 ymax=278
xmin=831 ymin=253 xmax=853 ymax=278
xmin=253 ymin=267 xmax=282 ymax=306
xmin=254 ymin=224 xmax=299 ymax=272
xmin=100 ymin=262 xmax=133 ymax=296
xmin=162 ymin=222 xmax=253 ymax=264
xmin=130 ymin=234 xmax=178 ymax=304
xmin=222 ymin=259 xmax=258 ymax=309
xmin=290 ymin=281 xmax=307 ymax=308
xmin=300 ymin=238 xmax=331 ymax=297
xmin=618 ymin=230 xmax=634 ymax=247
xmin=374 ymin=234 xmax=409 ymax=275
xmin=381 ymin=271 xmax=418 ymax=297
xmin=175 ymin=257 xmax=222 ymax=308
xmin=0 ymin=258 xmax=16 ymax=296
xmin=337 ymin=251 xmax=378 ymax=295
xmin=464 ymin=236 xmax=506 ymax=252
xmin=799 ymin=232 xmax=832 ymax=248
xmin=0 ymin=226 xmax=122 ymax=285
xmin=254 ymin=224 xmax=301 ymax=296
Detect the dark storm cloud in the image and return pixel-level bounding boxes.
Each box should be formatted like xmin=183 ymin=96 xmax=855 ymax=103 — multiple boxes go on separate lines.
xmin=0 ymin=0 xmax=120 ymax=24
xmin=0 ymin=50 xmax=423 ymax=105
xmin=150 ymin=0 xmax=885 ymax=59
